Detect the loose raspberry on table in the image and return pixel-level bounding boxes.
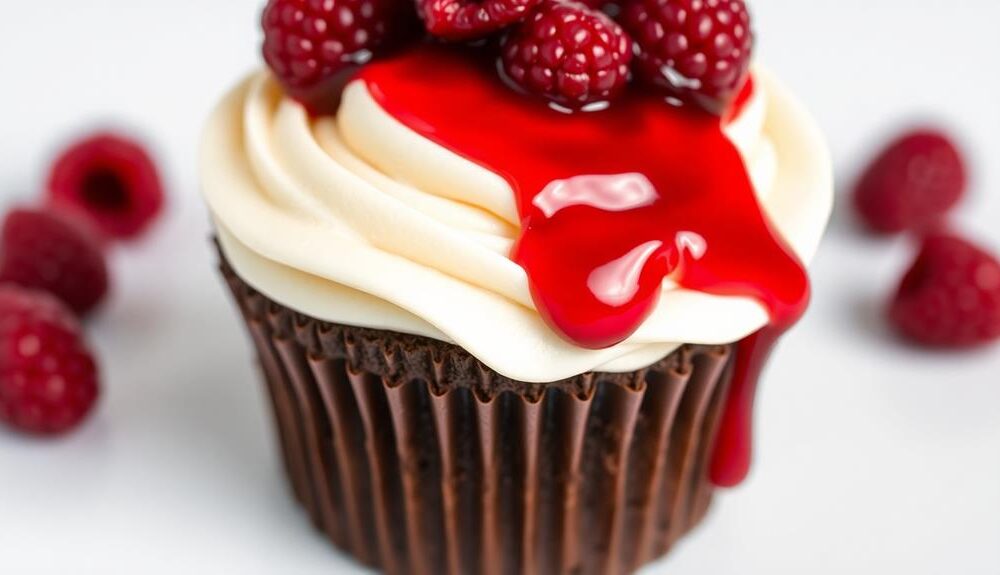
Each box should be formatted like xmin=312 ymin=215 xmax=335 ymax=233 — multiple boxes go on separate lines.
xmin=47 ymin=132 xmax=165 ymax=241
xmin=0 ymin=284 xmax=100 ymax=436
xmin=854 ymin=130 xmax=967 ymax=235
xmin=0 ymin=208 xmax=109 ymax=317
xmin=262 ymin=0 xmax=420 ymax=115
xmin=500 ymin=1 xmax=633 ymax=109
xmin=417 ymin=0 xmax=541 ymax=40
xmin=889 ymin=233 xmax=1000 ymax=349
xmin=620 ymin=0 xmax=753 ymax=114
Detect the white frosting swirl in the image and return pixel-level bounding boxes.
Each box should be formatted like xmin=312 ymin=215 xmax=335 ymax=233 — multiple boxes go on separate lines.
xmin=201 ymin=69 xmax=832 ymax=383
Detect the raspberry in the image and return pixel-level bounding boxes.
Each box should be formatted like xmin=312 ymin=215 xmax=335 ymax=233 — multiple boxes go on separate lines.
xmin=262 ymin=0 xmax=419 ymax=115
xmin=0 ymin=208 xmax=109 ymax=317
xmin=0 ymin=284 xmax=99 ymax=436
xmin=620 ymin=0 xmax=753 ymax=114
xmin=889 ymin=233 xmax=1000 ymax=348
xmin=417 ymin=0 xmax=541 ymax=40
xmin=47 ymin=133 xmax=165 ymax=241
xmin=500 ymin=1 xmax=633 ymax=109
xmin=853 ymin=130 xmax=967 ymax=235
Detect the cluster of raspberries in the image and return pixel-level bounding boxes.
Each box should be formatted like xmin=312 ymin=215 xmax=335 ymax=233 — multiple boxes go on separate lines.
xmin=262 ymin=0 xmax=754 ymax=114
xmin=1 ymin=134 xmax=164 ymax=436
xmin=853 ymin=130 xmax=1000 ymax=349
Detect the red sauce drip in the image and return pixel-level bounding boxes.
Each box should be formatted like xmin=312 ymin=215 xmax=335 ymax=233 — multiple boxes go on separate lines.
xmin=358 ymin=47 xmax=810 ymax=487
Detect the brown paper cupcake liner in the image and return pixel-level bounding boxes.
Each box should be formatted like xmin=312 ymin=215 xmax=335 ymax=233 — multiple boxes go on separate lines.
xmin=220 ymin=252 xmax=735 ymax=575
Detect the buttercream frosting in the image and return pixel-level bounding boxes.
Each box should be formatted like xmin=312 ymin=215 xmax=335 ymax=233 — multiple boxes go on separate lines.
xmin=201 ymin=68 xmax=832 ymax=382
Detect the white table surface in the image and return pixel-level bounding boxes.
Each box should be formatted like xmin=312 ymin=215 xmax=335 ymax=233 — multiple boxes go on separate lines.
xmin=2 ymin=1 xmax=999 ymax=573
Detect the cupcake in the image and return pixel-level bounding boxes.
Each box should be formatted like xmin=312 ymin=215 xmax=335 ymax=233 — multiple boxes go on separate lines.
xmin=200 ymin=0 xmax=833 ymax=573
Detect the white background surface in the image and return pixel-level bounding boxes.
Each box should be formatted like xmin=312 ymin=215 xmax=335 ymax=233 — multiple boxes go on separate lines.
xmin=2 ymin=1 xmax=999 ymax=573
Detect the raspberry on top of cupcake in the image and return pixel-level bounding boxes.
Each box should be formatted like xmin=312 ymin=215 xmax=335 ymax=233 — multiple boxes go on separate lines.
xmin=263 ymin=0 xmax=754 ymax=115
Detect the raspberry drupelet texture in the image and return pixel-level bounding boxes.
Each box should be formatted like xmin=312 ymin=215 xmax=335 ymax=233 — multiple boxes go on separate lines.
xmin=0 ymin=285 xmax=100 ymax=436
xmin=890 ymin=233 xmax=1000 ymax=348
xmin=262 ymin=0 xmax=419 ymax=115
xmin=0 ymin=208 xmax=109 ymax=317
xmin=500 ymin=1 xmax=633 ymax=109
xmin=417 ymin=0 xmax=542 ymax=40
xmin=854 ymin=130 xmax=967 ymax=235
xmin=621 ymin=0 xmax=753 ymax=114
xmin=47 ymin=133 xmax=165 ymax=241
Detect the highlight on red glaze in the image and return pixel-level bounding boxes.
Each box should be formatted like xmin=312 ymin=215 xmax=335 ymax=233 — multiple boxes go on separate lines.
xmin=358 ymin=46 xmax=810 ymax=487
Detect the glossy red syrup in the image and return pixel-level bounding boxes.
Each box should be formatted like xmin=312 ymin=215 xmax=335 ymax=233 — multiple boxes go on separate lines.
xmin=358 ymin=46 xmax=809 ymax=487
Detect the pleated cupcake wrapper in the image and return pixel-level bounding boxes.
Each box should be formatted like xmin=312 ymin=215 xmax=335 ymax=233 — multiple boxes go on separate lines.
xmin=221 ymin=255 xmax=735 ymax=575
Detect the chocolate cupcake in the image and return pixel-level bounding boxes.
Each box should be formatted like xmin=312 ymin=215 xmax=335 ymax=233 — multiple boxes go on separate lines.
xmin=200 ymin=1 xmax=832 ymax=573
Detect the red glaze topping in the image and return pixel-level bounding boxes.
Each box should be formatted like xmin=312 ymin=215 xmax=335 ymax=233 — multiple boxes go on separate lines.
xmin=358 ymin=46 xmax=809 ymax=486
